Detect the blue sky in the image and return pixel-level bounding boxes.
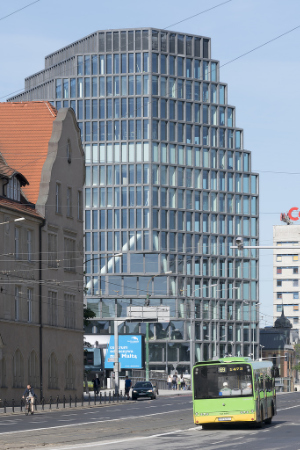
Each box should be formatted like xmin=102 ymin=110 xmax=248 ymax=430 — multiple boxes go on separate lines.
xmin=1 ymin=0 xmax=300 ymax=326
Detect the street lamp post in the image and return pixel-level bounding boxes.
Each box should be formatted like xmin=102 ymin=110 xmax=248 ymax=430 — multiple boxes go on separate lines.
xmin=145 ymin=272 xmax=171 ymax=381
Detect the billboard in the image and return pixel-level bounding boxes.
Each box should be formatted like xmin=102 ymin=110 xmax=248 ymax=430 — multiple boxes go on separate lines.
xmin=104 ymin=335 xmax=143 ymax=369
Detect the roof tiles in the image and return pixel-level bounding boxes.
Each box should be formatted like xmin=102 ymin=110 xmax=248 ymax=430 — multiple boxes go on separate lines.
xmin=0 ymin=102 xmax=57 ymax=204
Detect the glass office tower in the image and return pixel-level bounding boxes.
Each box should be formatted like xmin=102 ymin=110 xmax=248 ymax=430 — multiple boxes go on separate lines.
xmin=10 ymin=28 xmax=259 ymax=370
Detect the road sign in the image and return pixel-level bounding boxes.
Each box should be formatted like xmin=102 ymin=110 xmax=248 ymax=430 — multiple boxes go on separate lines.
xmin=127 ymin=306 xmax=170 ymax=322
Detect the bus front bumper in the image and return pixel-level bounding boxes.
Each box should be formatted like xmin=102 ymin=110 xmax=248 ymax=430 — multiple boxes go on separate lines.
xmin=194 ymin=413 xmax=256 ymax=424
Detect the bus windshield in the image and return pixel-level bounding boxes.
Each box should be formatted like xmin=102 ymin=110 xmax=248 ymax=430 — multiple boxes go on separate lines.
xmin=194 ymin=364 xmax=253 ymax=399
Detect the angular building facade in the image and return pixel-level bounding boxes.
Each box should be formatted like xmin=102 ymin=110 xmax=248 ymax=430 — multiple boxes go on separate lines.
xmin=10 ymin=28 xmax=259 ymax=370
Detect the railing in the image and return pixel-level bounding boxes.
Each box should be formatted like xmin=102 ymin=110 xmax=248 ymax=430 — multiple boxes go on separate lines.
xmin=0 ymin=391 xmax=127 ymax=414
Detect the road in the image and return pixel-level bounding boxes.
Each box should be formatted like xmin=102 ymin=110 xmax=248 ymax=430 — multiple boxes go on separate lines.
xmin=0 ymin=392 xmax=300 ymax=449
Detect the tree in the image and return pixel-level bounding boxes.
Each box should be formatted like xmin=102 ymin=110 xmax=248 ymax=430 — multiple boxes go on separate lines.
xmin=83 ymin=305 xmax=96 ymax=327
xmin=292 ymin=343 xmax=300 ymax=371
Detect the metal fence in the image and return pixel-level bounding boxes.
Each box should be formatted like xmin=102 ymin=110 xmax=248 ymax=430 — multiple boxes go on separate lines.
xmin=0 ymin=391 xmax=128 ymax=414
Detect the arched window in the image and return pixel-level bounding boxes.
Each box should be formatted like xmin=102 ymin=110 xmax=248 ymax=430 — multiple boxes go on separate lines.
xmin=0 ymin=357 xmax=6 ymax=387
xmin=13 ymin=349 xmax=24 ymax=387
xmin=65 ymin=354 xmax=75 ymax=390
xmin=48 ymin=352 xmax=58 ymax=389
xmin=28 ymin=350 xmax=39 ymax=388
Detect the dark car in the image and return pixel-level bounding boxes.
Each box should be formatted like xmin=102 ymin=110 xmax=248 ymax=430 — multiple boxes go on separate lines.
xmin=132 ymin=381 xmax=157 ymax=400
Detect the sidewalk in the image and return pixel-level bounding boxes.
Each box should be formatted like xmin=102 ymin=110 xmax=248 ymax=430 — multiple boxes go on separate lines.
xmin=0 ymin=389 xmax=192 ymax=415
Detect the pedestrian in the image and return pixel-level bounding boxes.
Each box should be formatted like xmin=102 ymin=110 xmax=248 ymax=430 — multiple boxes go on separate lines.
xmin=167 ymin=374 xmax=172 ymax=390
xmin=172 ymin=373 xmax=177 ymax=390
xmin=22 ymin=384 xmax=36 ymax=414
xmin=92 ymin=374 xmax=100 ymax=395
xmin=177 ymin=376 xmax=181 ymax=390
xmin=125 ymin=375 xmax=132 ymax=399
xmin=180 ymin=375 xmax=185 ymax=390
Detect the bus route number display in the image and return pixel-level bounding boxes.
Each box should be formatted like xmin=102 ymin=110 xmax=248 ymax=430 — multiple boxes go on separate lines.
xmin=218 ymin=366 xmax=227 ymax=373
xmin=229 ymin=366 xmax=244 ymax=372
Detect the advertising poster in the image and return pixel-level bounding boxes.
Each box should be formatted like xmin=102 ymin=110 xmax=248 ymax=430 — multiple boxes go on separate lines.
xmin=104 ymin=335 xmax=143 ymax=369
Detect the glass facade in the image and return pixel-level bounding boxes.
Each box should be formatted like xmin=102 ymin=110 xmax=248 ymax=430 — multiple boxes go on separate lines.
xmin=10 ymin=28 xmax=259 ymax=370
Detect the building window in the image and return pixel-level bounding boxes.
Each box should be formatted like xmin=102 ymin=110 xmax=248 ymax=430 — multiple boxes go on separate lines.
xmin=293 ymin=255 xmax=299 ymax=261
xmin=276 ymin=305 xmax=283 ymax=312
xmin=78 ymin=190 xmax=83 ymax=220
xmin=65 ymin=354 xmax=75 ymax=390
xmin=27 ymin=230 xmax=32 ymax=261
xmin=293 ymin=268 xmax=299 ymax=274
xmin=64 ymin=293 xmax=76 ymax=328
xmin=293 ymin=280 xmax=299 ymax=287
xmin=15 ymin=286 xmax=21 ymax=320
xmin=67 ymin=187 xmax=72 ymax=217
xmin=293 ymin=305 xmax=299 ymax=311
xmin=15 ymin=227 xmax=20 ymax=260
xmin=0 ymin=357 xmax=6 ymax=388
xmin=6 ymin=176 xmax=20 ymax=201
xmin=276 ymin=255 xmax=282 ymax=262
xmin=277 ymin=280 xmax=282 ymax=287
xmin=277 ymin=293 xmax=282 ymax=299
xmin=28 ymin=350 xmax=39 ymax=387
xmin=293 ymin=317 xmax=299 ymax=324
xmin=64 ymin=237 xmax=76 ymax=272
xmin=277 ymin=268 xmax=282 ymax=274
xmin=67 ymin=140 xmax=72 ymax=163
xmin=48 ymin=352 xmax=58 ymax=389
xmin=48 ymin=291 xmax=58 ymax=326
xmin=13 ymin=349 xmax=24 ymax=388
xmin=27 ymin=288 xmax=33 ymax=322
xmin=48 ymin=233 xmax=58 ymax=268
xmin=293 ymin=293 xmax=299 ymax=299
xmin=55 ymin=183 xmax=62 ymax=214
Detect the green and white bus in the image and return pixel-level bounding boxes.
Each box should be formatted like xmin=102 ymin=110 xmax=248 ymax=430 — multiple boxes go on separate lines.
xmin=193 ymin=357 xmax=276 ymax=427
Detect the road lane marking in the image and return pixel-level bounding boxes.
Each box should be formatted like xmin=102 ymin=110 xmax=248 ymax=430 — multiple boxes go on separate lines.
xmin=0 ymin=408 xmax=191 ymax=435
xmin=277 ymin=404 xmax=300 ymax=411
xmin=34 ymin=429 xmax=189 ymax=449
xmin=211 ymin=441 xmax=224 ymax=445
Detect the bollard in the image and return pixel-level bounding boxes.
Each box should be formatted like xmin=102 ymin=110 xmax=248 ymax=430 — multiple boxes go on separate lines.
xmin=99 ymin=392 xmax=102 ymax=404
xmin=20 ymin=398 xmax=23 ymax=412
xmin=49 ymin=396 xmax=52 ymax=410
xmin=42 ymin=397 xmax=45 ymax=411
xmin=63 ymin=395 xmax=66 ymax=408
xmin=81 ymin=394 xmax=84 ymax=407
xmin=3 ymin=399 xmax=6 ymax=414
xmin=69 ymin=396 xmax=72 ymax=408
xmin=35 ymin=397 xmax=37 ymax=411
xmin=12 ymin=399 xmax=15 ymax=413
xmin=94 ymin=393 xmax=96 ymax=405
xmin=88 ymin=393 xmax=90 ymax=406
xmin=56 ymin=396 xmax=59 ymax=409
xmin=75 ymin=396 xmax=77 ymax=407
xmin=104 ymin=392 xmax=107 ymax=404
xmin=109 ymin=392 xmax=111 ymax=403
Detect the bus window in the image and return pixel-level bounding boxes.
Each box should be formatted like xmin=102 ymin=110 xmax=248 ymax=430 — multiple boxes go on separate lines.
xmin=193 ymin=364 xmax=253 ymax=399
xmin=259 ymin=376 xmax=264 ymax=392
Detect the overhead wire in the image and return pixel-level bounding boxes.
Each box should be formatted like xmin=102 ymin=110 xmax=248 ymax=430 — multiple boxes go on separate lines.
xmin=0 ymin=0 xmax=41 ymax=22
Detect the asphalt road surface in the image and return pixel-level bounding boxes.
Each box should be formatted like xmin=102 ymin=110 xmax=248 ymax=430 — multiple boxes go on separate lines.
xmin=0 ymin=392 xmax=300 ymax=449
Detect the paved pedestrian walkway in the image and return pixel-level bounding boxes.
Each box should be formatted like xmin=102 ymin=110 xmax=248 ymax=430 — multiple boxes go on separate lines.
xmin=0 ymin=388 xmax=192 ymax=415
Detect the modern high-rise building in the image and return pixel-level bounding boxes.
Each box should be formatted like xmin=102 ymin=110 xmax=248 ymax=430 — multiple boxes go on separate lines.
xmin=273 ymin=224 xmax=300 ymax=335
xmin=10 ymin=28 xmax=259 ymax=370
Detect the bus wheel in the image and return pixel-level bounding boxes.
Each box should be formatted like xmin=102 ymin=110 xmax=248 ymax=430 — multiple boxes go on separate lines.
xmin=265 ymin=404 xmax=274 ymax=425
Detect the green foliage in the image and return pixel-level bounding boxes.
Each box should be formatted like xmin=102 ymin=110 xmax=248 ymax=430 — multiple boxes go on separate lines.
xmin=83 ymin=305 xmax=96 ymax=327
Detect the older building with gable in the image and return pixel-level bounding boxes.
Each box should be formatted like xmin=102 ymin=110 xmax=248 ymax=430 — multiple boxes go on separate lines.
xmin=0 ymin=102 xmax=85 ymax=400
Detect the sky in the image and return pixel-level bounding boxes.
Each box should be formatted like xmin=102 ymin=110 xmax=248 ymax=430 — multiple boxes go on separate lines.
xmin=1 ymin=0 xmax=300 ymax=326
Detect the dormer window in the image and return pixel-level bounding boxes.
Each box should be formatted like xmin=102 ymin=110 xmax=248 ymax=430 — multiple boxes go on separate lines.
xmin=7 ymin=176 xmax=20 ymax=201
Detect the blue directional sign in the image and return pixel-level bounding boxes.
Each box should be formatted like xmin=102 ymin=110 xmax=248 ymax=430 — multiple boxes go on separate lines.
xmin=104 ymin=335 xmax=143 ymax=369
